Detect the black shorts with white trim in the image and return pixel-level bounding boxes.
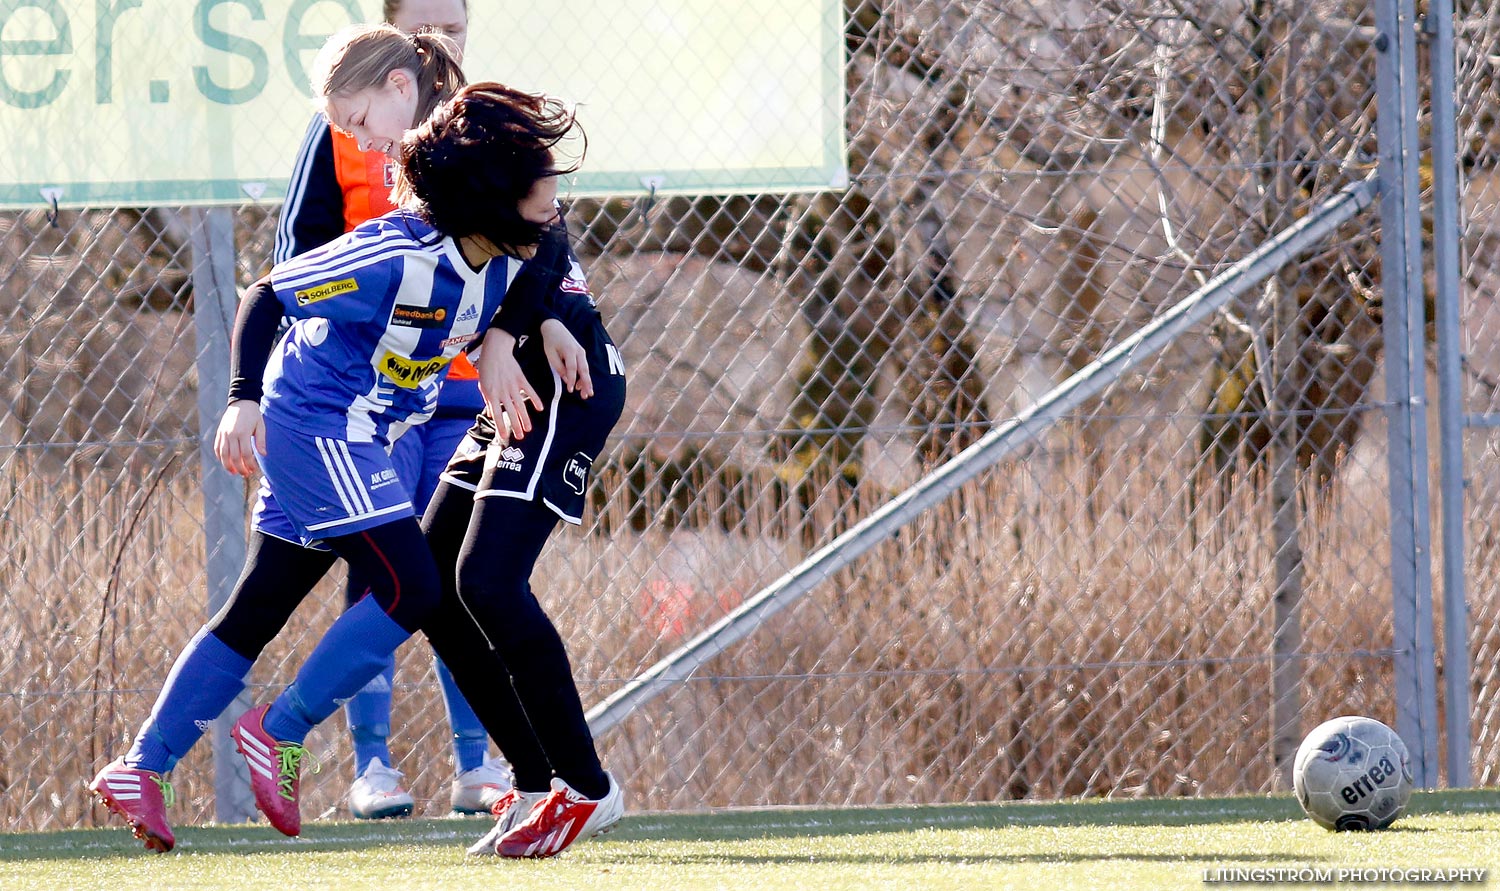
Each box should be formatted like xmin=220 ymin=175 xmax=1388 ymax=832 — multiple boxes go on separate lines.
xmin=441 ymin=312 xmax=625 ymax=524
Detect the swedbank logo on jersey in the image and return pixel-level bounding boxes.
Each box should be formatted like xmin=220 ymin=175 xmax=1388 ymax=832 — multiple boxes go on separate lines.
xmin=378 ymin=352 xmax=451 ymax=388
xmin=391 ymin=304 xmax=447 ymax=328
xmin=294 ymin=278 xmax=358 ymax=306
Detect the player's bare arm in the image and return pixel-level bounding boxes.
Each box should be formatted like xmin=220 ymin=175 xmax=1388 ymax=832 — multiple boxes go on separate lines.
xmin=476 ymin=329 xmax=544 ymax=440
xmin=539 ymin=318 xmax=592 ymax=399
xmin=214 ymin=400 xmax=266 ymax=477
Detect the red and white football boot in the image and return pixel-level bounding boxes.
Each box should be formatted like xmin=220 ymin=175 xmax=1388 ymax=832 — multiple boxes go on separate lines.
xmin=465 ymin=787 xmax=550 ymax=856
xmin=495 ymin=773 xmax=624 ymax=858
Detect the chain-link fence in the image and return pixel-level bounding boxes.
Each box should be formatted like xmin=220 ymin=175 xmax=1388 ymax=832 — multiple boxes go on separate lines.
xmin=0 ymin=0 xmax=1489 ymax=834
xmin=1453 ymin=1 xmax=1500 ymax=788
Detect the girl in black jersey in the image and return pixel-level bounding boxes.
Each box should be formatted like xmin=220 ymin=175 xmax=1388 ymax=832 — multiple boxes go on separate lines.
xmin=425 ymin=235 xmax=628 ymax=858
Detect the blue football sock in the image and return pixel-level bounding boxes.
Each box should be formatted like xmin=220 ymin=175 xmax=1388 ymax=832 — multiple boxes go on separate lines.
xmin=345 ymin=661 xmax=395 ymax=777
xmin=436 ymin=658 xmax=489 ymax=772
xmin=127 ymin=629 xmax=252 ymax=774
xmin=263 ymin=596 xmax=412 ymax=744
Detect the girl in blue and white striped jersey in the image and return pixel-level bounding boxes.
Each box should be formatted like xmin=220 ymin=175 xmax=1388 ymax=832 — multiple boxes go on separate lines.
xmin=88 ymin=75 xmax=581 ymax=850
xmin=276 ymin=6 xmax=507 ymax=821
xmin=235 ymin=209 xmax=526 ymax=543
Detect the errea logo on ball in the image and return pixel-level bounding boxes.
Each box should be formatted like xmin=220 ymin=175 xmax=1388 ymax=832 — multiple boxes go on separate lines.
xmin=1340 ymin=755 xmax=1399 ymax=805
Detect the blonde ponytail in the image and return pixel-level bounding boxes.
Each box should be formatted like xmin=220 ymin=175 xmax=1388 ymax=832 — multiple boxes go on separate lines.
xmin=309 ymin=23 xmax=466 ymax=126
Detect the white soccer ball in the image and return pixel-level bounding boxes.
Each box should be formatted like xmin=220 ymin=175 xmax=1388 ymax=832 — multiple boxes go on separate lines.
xmin=1293 ymin=715 xmax=1413 ymax=831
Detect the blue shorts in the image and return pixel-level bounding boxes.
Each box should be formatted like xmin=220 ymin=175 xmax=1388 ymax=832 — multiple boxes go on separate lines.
xmin=389 ymin=412 xmax=473 ymax=516
xmin=251 ymin=418 xmax=415 ymax=548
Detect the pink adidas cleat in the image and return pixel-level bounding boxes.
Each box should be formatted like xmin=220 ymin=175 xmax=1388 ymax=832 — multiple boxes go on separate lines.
xmin=89 ymin=757 xmax=176 ymax=853
xmin=231 ymin=704 xmax=319 ymax=836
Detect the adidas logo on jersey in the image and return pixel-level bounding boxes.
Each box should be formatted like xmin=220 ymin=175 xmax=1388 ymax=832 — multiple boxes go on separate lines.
xmin=455 ymin=304 xmax=479 ymax=324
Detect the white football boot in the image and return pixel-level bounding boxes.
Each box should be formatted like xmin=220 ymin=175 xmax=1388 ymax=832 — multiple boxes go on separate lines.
xmin=348 ymin=757 xmax=415 ymax=820
xmin=450 ymin=755 xmax=514 ymax=815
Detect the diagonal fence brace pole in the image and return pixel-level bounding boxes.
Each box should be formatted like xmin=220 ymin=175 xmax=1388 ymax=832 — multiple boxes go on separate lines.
xmin=588 ymin=175 xmax=1380 ymax=736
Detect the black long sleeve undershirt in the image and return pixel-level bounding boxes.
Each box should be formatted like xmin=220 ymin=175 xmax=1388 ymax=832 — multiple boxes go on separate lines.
xmin=226 ymin=277 xmax=283 ymax=405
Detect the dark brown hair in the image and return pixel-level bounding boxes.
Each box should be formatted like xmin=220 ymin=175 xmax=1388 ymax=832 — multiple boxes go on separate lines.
xmin=396 ymin=82 xmax=585 ymax=255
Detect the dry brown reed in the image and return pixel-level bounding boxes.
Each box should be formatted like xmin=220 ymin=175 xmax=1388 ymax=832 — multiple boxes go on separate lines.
xmin=4 ymin=406 xmax=1478 ymax=834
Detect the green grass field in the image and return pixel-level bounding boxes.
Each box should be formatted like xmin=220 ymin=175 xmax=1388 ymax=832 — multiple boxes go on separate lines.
xmin=2 ymin=792 xmax=1496 ymax=891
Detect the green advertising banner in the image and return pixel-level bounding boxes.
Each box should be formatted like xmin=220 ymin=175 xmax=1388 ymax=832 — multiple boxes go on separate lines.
xmin=0 ymin=0 xmax=846 ymax=208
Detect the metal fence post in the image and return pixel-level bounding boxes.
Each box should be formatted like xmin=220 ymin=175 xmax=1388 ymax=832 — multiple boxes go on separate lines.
xmin=1426 ymin=0 xmax=1471 ymax=789
xmin=1373 ymin=0 xmax=1440 ymax=788
xmin=188 ymin=207 xmax=256 ymax=824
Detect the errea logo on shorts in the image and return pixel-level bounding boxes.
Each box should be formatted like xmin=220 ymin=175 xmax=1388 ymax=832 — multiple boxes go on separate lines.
xmin=378 ymin=352 xmax=450 ymax=388
xmin=492 ymin=445 xmax=525 ymax=473
xmin=295 ymin=278 xmax=358 ymax=306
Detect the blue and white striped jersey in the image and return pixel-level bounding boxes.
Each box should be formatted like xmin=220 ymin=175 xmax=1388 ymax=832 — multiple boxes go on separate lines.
xmin=263 ymin=210 xmax=519 ymax=443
